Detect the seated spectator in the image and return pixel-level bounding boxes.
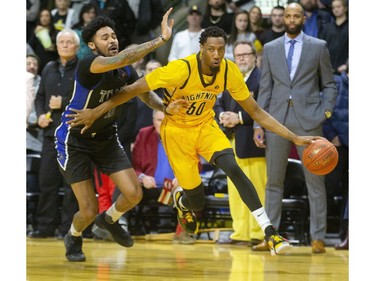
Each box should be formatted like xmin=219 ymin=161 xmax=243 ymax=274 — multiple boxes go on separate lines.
xmin=70 ymin=0 xmax=92 ymax=24
xmin=202 ymin=0 xmax=234 ymax=35
xmin=72 ymin=3 xmax=98 ymax=59
xmin=168 ymin=5 xmax=204 ymax=62
xmin=51 ymin=0 xmax=78 ymax=31
xmin=27 ymin=0 xmax=41 ymax=42
xmin=299 ymin=0 xmax=333 ymax=38
xmin=248 ymin=5 xmax=264 ymax=39
xmin=131 ymin=110 xmax=195 ymax=244
xmin=224 ymin=9 xmax=261 ymax=62
xmin=26 ymin=53 xmax=43 ymax=155
xmin=28 ymin=9 xmax=59 ymax=74
xmin=26 ymin=53 xmax=43 ymax=229
xmin=258 ymin=6 xmax=285 ymax=46
xmin=226 ymin=0 xmax=254 ymax=13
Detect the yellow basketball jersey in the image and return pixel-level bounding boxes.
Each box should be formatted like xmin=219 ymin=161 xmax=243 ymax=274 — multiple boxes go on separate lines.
xmin=145 ymin=53 xmax=250 ymax=127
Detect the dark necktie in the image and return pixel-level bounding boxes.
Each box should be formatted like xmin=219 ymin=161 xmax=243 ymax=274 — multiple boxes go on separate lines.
xmin=287 ymin=40 xmax=296 ymax=73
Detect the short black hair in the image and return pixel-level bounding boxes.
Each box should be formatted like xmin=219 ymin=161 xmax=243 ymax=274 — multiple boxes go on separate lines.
xmin=26 ymin=53 xmax=41 ymax=66
xmin=82 ymin=15 xmax=115 ymax=44
xmin=272 ymin=5 xmax=285 ymax=12
xmin=199 ymin=26 xmax=228 ymax=45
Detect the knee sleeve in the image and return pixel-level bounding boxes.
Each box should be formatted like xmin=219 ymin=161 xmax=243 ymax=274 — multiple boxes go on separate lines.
xmin=181 ymin=183 xmax=206 ymax=211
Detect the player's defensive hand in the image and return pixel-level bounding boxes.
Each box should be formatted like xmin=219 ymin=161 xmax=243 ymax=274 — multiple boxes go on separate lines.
xmin=161 ymin=7 xmax=175 ymax=42
xmin=65 ymin=108 xmax=96 ymax=134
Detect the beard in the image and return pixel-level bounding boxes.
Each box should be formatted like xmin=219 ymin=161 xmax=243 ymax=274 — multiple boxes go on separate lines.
xmin=95 ymin=47 xmax=106 ymax=57
xmin=210 ymin=65 xmax=220 ymax=73
xmin=238 ymin=64 xmax=252 ymax=74
xmin=285 ymin=24 xmax=303 ymax=35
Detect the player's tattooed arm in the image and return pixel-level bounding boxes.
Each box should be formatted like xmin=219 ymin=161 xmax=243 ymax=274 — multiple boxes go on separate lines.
xmin=139 ymin=91 xmax=165 ymax=112
xmin=90 ymin=7 xmax=174 ymax=73
xmin=91 ymin=38 xmax=165 ymax=73
xmin=102 ymin=38 xmax=164 ymax=67
xmin=139 ymin=92 xmax=190 ymax=116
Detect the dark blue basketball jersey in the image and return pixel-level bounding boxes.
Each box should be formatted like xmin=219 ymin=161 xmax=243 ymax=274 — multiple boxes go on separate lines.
xmin=55 ymin=53 xmax=139 ymax=139
xmin=55 ymin=53 xmax=139 ymax=169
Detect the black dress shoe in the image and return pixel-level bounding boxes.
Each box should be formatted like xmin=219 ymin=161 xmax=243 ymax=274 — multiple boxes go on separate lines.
xmin=28 ymin=230 xmax=54 ymax=238
xmin=216 ymin=238 xmax=250 ymax=246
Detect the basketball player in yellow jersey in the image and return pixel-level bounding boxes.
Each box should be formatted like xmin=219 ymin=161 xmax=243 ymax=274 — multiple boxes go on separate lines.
xmin=67 ymin=26 xmax=320 ymax=255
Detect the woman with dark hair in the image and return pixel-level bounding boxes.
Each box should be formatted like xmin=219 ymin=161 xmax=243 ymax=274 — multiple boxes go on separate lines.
xmin=28 ymin=9 xmax=59 ymax=74
xmin=225 ymin=9 xmax=262 ymax=61
xmin=248 ymin=5 xmax=264 ymax=39
xmin=72 ymin=3 xmax=98 ymax=59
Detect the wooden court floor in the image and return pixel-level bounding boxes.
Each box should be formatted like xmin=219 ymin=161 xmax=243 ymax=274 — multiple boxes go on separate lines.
xmin=27 ymin=236 xmax=348 ymax=281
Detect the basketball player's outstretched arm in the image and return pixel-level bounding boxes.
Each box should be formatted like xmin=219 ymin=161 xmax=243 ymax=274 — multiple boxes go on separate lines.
xmin=66 ymin=77 xmax=188 ymax=133
xmin=90 ymin=8 xmax=175 ymax=73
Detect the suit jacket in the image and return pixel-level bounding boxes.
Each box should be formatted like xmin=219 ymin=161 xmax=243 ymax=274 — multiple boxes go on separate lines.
xmin=255 ymin=33 xmax=337 ymax=131
xmin=215 ymin=66 xmax=265 ymax=158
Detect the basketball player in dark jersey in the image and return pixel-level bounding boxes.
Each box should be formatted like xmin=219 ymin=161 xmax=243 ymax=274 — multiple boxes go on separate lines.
xmin=54 ymin=8 xmax=174 ymax=262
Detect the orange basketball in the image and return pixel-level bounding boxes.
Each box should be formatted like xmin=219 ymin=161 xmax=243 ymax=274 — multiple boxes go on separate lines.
xmin=302 ymin=138 xmax=339 ymax=176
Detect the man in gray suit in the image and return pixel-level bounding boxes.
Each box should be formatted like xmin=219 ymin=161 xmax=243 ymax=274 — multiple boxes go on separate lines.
xmin=252 ymin=2 xmax=337 ymax=254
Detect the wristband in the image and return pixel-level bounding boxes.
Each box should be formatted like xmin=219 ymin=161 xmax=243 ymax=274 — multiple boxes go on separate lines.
xmin=159 ymin=35 xmax=167 ymax=43
xmin=238 ymin=111 xmax=244 ymax=125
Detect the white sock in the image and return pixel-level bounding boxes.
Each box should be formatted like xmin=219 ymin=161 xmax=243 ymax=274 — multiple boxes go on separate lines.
xmin=106 ymin=203 xmax=125 ymax=223
xmin=69 ymin=224 xmax=82 ymax=237
xmin=252 ymin=207 xmax=272 ymax=233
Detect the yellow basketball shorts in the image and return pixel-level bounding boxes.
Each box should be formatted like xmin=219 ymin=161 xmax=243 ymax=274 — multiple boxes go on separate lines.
xmin=160 ymin=118 xmax=232 ymax=190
